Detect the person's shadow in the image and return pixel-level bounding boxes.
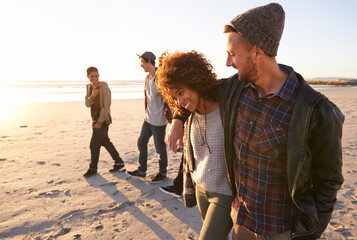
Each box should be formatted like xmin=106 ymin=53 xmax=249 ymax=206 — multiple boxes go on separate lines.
xmin=85 ymin=172 xmax=201 ymax=239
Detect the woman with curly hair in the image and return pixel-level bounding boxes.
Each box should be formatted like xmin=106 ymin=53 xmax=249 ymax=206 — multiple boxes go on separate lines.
xmin=157 ymin=51 xmax=233 ymax=240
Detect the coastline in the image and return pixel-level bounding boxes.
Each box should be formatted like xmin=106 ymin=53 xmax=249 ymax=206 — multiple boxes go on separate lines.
xmin=307 ymin=79 xmax=357 ymax=86
xmin=0 ymin=88 xmax=356 ymax=239
xmin=1 ymin=79 xmax=355 ymax=108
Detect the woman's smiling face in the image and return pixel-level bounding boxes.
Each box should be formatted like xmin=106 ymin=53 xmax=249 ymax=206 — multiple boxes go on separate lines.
xmin=169 ymin=87 xmax=201 ymax=113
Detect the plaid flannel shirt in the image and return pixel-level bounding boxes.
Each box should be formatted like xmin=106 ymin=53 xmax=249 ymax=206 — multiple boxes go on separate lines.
xmin=233 ymin=72 xmax=299 ymax=236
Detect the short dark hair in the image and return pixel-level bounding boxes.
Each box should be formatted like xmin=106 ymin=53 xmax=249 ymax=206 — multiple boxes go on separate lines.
xmin=142 ymin=57 xmax=155 ymax=66
xmin=87 ymin=66 xmax=98 ymax=76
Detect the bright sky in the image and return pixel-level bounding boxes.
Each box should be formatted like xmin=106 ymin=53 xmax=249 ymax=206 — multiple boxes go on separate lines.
xmin=1 ymin=0 xmax=356 ymax=82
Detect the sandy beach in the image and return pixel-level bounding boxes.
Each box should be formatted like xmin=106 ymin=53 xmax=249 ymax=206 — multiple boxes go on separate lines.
xmin=0 ymin=87 xmax=356 ymax=240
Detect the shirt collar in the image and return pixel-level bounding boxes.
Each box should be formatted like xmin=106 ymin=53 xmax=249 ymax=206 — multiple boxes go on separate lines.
xmin=244 ymin=65 xmax=299 ymax=102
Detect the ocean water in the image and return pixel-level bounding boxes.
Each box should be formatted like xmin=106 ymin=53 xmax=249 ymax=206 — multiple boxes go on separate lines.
xmin=0 ymin=80 xmax=144 ymax=106
xmin=0 ymin=79 xmax=354 ymax=107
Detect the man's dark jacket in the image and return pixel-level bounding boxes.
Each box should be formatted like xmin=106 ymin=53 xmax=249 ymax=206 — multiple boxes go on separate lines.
xmin=218 ymin=64 xmax=344 ymax=239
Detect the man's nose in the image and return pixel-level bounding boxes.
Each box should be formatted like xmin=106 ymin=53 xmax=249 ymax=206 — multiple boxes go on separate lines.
xmin=226 ymin=55 xmax=232 ymax=67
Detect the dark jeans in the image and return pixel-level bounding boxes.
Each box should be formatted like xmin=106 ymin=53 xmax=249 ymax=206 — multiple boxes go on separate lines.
xmin=173 ymin=155 xmax=184 ymax=193
xmin=137 ymin=121 xmax=167 ymax=174
xmin=89 ymin=125 xmax=122 ymax=170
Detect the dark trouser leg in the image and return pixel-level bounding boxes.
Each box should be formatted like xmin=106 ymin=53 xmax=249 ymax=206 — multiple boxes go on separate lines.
xmin=89 ymin=127 xmax=102 ymax=170
xmin=173 ymin=155 xmax=184 ymax=193
xmin=151 ymin=124 xmax=168 ymax=175
xmin=137 ymin=121 xmax=152 ymax=173
xmin=101 ymin=125 xmax=123 ymax=165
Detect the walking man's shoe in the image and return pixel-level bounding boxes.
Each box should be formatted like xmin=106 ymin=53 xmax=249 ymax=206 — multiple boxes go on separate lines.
xmin=109 ymin=164 xmax=125 ymax=172
xmin=126 ymin=169 xmax=146 ymax=179
xmin=159 ymin=185 xmax=181 ymax=198
xmin=151 ymin=172 xmax=166 ymax=183
xmin=83 ymin=168 xmax=97 ymax=178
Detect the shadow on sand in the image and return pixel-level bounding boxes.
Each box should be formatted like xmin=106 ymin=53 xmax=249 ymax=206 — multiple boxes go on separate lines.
xmin=85 ymin=172 xmax=200 ymax=239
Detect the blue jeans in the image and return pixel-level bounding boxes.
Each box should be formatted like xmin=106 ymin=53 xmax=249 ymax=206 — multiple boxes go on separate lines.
xmin=89 ymin=125 xmax=122 ymax=170
xmin=137 ymin=121 xmax=167 ymax=174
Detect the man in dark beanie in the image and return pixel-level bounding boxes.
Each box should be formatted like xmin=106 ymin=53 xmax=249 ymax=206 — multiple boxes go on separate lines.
xmin=222 ymin=3 xmax=344 ymax=239
xmin=168 ymin=2 xmax=344 ymax=240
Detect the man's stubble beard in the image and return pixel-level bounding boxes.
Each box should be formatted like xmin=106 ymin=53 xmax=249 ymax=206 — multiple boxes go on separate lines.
xmin=239 ymin=56 xmax=258 ymax=83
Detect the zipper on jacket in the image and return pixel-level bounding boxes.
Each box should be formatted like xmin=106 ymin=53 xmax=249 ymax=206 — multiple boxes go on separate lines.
xmin=291 ymin=105 xmax=319 ymax=239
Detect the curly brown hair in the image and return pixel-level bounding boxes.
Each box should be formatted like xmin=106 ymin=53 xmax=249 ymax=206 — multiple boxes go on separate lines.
xmin=156 ymin=50 xmax=218 ymax=114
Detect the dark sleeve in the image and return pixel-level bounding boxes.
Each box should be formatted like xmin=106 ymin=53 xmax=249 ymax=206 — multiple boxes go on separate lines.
xmin=173 ymin=108 xmax=191 ymax=122
xmin=309 ymin=99 xmax=344 ymax=237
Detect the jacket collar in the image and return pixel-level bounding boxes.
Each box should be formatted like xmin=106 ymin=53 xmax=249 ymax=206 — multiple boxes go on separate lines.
xmin=278 ymin=64 xmax=322 ymax=107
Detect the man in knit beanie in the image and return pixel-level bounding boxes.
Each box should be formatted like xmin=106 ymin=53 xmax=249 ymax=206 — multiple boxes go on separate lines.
xmin=228 ymin=2 xmax=285 ymax=57
xmin=224 ymin=2 xmax=286 ymax=87
xmin=168 ymin=2 xmax=344 ymax=240
xmin=222 ymin=3 xmax=344 ymax=240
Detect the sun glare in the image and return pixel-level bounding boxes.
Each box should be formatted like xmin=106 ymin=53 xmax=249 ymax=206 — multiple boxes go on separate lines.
xmin=0 ymin=87 xmax=30 ymax=119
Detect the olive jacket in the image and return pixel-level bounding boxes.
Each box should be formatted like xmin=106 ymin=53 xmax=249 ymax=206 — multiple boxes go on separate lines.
xmin=85 ymin=82 xmax=112 ymax=125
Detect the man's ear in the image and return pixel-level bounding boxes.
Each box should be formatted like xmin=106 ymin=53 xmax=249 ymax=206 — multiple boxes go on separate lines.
xmin=254 ymin=46 xmax=263 ymax=58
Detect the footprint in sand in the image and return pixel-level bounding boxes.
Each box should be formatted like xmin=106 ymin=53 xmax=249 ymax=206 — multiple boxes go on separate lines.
xmin=343 ymin=188 xmax=355 ymax=199
xmin=347 ymin=143 xmax=357 ymax=149
xmin=73 ymin=234 xmax=82 ymax=239
xmin=333 ymin=225 xmax=353 ymax=238
xmin=56 ymin=180 xmax=66 ymax=185
xmin=329 ymin=221 xmax=338 ymax=227
xmin=94 ymin=224 xmax=103 ymax=231
xmin=350 ymin=193 xmax=357 ymax=204
xmin=334 ymin=200 xmax=344 ymax=210
xmin=125 ymin=151 xmax=136 ymax=155
xmin=27 ymin=188 xmax=37 ymax=194
xmin=55 ymin=228 xmax=71 ymax=237
xmin=347 ymin=170 xmax=357 ymax=174
xmin=343 ymin=150 xmax=357 ymax=156
xmin=64 ymin=189 xmax=71 ymax=197
xmin=37 ymin=161 xmax=46 ymax=165
xmin=36 ymin=190 xmax=61 ymax=198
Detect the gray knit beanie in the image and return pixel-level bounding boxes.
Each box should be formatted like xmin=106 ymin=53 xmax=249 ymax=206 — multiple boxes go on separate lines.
xmin=229 ymin=2 xmax=285 ymax=57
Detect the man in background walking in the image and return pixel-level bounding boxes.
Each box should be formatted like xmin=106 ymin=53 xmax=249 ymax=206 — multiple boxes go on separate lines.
xmin=127 ymin=52 xmax=168 ymax=183
xmin=83 ymin=66 xmax=125 ymax=177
